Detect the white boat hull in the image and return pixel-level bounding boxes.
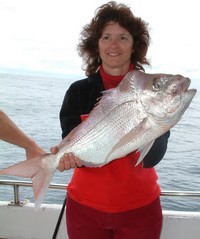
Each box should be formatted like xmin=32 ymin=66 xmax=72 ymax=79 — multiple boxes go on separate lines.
xmin=1 ymin=201 xmax=200 ymax=239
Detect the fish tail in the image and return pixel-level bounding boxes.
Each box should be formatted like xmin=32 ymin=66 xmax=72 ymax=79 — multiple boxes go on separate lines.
xmin=0 ymin=153 xmax=56 ymax=209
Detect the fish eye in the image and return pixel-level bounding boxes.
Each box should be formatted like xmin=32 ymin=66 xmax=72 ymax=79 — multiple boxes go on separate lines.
xmin=152 ymin=79 xmax=163 ymax=91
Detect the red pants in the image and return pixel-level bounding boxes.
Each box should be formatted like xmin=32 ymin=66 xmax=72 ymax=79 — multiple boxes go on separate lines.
xmin=66 ymin=196 xmax=162 ymax=239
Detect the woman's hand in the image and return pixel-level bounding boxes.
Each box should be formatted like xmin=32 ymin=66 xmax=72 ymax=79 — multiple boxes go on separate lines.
xmin=50 ymin=146 xmax=83 ymax=171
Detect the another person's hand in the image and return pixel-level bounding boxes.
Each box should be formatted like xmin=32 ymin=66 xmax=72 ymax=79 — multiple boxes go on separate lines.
xmin=50 ymin=146 xmax=83 ymax=171
xmin=26 ymin=141 xmax=46 ymax=160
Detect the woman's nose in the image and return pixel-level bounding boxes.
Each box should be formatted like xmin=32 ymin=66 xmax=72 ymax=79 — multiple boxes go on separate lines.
xmin=110 ymin=38 xmax=119 ymax=47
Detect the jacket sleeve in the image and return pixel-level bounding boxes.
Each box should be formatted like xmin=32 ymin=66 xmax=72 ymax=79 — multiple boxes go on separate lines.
xmin=60 ymin=74 xmax=103 ymax=139
xmin=60 ymin=84 xmax=82 ymax=139
xmin=143 ymin=131 xmax=170 ymax=168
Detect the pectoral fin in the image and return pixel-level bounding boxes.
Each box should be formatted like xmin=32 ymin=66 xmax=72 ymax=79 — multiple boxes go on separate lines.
xmin=106 ymin=118 xmax=150 ymax=162
xmin=135 ymin=140 xmax=155 ymax=166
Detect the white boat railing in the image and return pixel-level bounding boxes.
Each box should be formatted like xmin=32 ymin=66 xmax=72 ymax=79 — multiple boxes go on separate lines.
xmin=1 ymin=179 xmax=200 ymax=206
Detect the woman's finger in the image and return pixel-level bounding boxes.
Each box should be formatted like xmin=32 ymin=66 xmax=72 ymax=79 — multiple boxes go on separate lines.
xmin=57 ymin=159 xmax=65 ymax=172
xmin=57 ymin=152 xmax=83 ymax=171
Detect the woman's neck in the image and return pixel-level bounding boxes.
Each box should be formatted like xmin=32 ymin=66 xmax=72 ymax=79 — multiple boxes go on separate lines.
xmin=100 ymin=64 xmax=134 ymax=90
xmin=101 ymin=63 xmax=131 ymax=76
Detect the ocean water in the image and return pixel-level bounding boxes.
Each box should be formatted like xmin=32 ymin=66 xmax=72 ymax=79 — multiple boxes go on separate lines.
xmin=0 ymin=72 xmax=200 ymax=211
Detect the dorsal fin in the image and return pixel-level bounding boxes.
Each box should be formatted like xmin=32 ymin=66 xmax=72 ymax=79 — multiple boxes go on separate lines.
xmin=117 ymin=70 xmax=137 ymax=93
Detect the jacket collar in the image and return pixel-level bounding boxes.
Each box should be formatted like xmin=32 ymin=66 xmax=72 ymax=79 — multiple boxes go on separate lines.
xmin=88 ymin=71 xmax=105 ymax=91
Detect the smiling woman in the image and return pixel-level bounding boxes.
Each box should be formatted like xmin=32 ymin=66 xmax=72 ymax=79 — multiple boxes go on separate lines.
xmin=53 ymin=1 xmax=171 ymax=238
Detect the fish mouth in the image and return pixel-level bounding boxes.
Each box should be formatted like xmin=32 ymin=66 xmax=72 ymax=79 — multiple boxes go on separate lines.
xmin=171 ymin=75 xmax=193 ymax=96
xmin=182 ymin=77 xmax=191 ymax=91
xmin=180 ymin=77 xmax=196 ymax=100
xmin=161 ymin=75 xmax=197 ymax=126
xmin=166 ymin=75 xmax=196 ymax=115
xmin=170 ymin=75 xmax=197 ymax=114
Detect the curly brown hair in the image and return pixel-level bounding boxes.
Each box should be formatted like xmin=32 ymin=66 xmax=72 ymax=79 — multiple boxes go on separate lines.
xmin=77 ymin=1 xmax=151 ymax=76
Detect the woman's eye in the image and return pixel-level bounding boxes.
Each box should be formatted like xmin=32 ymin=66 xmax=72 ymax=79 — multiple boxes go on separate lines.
xmin=120 ymin=36 xmax=128 ymax=40
xmin=102 ymin=35 xmax=110 ymax=40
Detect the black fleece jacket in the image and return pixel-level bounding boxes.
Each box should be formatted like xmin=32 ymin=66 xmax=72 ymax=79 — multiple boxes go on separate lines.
xmin=60 ymin=71 xmax=170 ymax=168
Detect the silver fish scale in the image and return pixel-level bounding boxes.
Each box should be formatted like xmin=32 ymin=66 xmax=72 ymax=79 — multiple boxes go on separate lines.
xmin=69 ymin=99 xmax=145 ymax=166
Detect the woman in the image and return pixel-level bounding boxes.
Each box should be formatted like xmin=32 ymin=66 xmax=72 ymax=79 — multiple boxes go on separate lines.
xmin=56 ymin=2 xmax=169 ymax=238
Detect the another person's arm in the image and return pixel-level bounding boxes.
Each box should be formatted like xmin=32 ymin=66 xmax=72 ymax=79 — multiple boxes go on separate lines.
xmin=0 ymin=110 xmax=45 ymax=159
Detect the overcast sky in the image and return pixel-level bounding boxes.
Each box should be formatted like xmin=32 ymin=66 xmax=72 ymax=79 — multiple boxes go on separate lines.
xmin=0 ymin=0 xmax=199 ymax=87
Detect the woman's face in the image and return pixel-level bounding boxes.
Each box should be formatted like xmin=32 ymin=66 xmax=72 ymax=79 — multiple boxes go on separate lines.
xmin=98 ymin=21 xmax=134 ymax=75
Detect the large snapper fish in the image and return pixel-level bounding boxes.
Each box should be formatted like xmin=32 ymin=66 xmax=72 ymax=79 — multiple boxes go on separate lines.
xmin=0 ymin=70 xmax=196 ymax=208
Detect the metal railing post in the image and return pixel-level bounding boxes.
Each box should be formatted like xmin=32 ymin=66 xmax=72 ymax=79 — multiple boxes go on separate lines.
xmin=13 ymin=184 xmax=20 ymax=205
